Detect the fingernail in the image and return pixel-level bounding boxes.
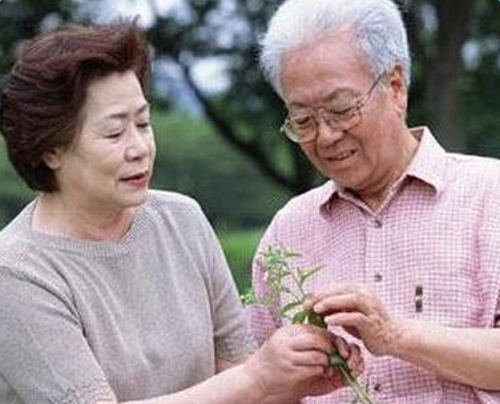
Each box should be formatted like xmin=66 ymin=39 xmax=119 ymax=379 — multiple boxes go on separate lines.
xmin=325 ymin=315 xmax=333 ymax=323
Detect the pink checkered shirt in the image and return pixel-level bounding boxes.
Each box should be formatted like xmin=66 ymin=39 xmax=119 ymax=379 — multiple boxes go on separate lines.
xmin=249 ymin=127 xmax=500 ymax=403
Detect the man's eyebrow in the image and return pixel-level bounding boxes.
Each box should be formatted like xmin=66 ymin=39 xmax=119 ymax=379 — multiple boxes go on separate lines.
xmin=288 ymin=87 xmax=358 ymax=109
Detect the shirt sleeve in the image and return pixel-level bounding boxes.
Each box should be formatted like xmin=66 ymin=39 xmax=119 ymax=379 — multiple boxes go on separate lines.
xmin=0 ymin=266 xmax=115 ymax=404
xmin=197 ymin=208 xmax=254 ymax=362
xmin=247 ymin=213 xmax=283 ymax=347
xmin=477 ymin=169 xmax=500 ymax=329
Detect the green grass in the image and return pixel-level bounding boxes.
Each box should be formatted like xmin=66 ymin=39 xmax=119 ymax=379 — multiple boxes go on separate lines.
xmin=217 ymin=228 xmax=264 ymax=293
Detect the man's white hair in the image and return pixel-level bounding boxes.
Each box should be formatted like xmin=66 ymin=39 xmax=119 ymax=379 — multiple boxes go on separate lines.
xmin=260 ymin=0 xmax=411 ymax=97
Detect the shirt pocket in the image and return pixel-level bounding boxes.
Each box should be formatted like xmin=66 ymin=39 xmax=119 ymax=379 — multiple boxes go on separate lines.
xmin=413 ymin=248 xmax=482 ymax=328
xmin=375 ymin=357 xmax=444 ymax=403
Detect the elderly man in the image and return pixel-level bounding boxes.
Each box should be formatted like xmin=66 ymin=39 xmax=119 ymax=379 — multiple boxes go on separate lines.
xmin=250 ymin=0 xmax=500 ymax=403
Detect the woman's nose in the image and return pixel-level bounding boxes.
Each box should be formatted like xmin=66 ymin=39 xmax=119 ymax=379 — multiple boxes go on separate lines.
xmin=125 ymin=129 xmax=150 ymax=160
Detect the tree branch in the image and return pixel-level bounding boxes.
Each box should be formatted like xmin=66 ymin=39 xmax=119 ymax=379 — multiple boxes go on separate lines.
xmin=177 ymin=60 xmax=303 ymax=193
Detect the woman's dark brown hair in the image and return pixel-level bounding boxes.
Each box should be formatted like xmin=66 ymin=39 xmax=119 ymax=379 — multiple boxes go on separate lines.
xmin=0 ymin=21 xmax=151 ymax=192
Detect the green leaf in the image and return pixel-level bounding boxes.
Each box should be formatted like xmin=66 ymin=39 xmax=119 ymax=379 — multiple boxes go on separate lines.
xmin=292 ymin=310 xmax=308 ymax=324
xmin=299 ymin=265 xmax=324 ymax=282
xmin=240 ymin=289 xmax=257 ymax=305
xmin=278 ymin=286 xmax=291 ymax=294
xmin=280 ymin=301 xmax=302 ymax=315
xmin=305 ymin=311 xmax=327 ymax=328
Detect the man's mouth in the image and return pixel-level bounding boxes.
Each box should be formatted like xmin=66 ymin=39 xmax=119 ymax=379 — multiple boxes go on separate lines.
xmin=326 ymin=150 xmax=356 ymax=162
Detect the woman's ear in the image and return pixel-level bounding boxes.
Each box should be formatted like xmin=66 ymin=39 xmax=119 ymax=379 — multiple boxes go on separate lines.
xmin=42 ymin=149 xmax=63 ymax=170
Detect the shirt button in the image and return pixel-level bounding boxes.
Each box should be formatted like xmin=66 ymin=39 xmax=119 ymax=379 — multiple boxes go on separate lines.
xmin=374 ymin=273 xmax=383 ymax=282
xmin=374 ymin=383 xmax=382 ymax=392
xmin=373 ymin=218 xmax=382 ymax=228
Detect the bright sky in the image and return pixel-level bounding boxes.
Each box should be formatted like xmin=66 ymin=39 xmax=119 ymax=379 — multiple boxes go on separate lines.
xmin=94 ymin=0 xmax=184 ymax=26
xmin=83 ymin=0 xmax=230 ymax=98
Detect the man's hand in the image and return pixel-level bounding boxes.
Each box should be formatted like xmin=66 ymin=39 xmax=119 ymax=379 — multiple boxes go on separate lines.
xmin=305 ymin=284 xmax=402 ymax=356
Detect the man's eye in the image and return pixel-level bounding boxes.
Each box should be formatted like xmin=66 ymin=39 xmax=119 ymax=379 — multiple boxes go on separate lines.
xmin=137 ymin=122 xmax=150 ymax=129
xmin=330 ymin=104 xmax=355 ymax=115
xmin=105 ymin=132 xmax=122 ymax=139
xmin=329 ymin=99 xmax=361 ymax=115
xmin=292 ymin=116 xmax=314 ymax=127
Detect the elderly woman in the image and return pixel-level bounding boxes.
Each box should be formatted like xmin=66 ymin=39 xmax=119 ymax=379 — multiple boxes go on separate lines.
xmin=0 ymin=22 xmax=363 ymax=404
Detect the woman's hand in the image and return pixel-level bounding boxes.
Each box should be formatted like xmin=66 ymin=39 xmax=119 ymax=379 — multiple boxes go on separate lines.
xmin=244 ymin=324 xmax=364 ymax=400
xmin=293 ymin=334 xmax=365 ymax=398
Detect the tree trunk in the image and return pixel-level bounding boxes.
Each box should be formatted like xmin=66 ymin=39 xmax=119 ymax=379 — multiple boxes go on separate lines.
xmin=424 ymin=0 xmax=474 ymax=152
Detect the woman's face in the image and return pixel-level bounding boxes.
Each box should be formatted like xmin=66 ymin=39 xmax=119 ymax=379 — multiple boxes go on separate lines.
xmin=46 ymin=70 xmax=156 ymax=213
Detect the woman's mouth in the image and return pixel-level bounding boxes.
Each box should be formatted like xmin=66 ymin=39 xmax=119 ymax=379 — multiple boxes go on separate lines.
xmin=121 ymin=171 xmax=149 ymax=187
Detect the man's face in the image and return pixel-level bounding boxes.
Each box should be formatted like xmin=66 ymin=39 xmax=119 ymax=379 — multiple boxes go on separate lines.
xmin=280 ymin=30 xmax=410 ymax=199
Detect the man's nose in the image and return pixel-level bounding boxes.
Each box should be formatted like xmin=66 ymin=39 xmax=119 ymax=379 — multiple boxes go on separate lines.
xmin=315 ymin=111 xmax=344 ymax=146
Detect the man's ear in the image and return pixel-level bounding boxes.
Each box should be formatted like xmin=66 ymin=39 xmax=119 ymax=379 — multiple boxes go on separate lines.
xmin=387 ymin=64 xmax=408 ymax=118
xmin=42 ymin=149 xmax=63 ymax=170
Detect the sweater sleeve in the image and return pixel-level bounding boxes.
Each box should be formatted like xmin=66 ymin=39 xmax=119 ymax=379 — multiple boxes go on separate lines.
xmin=195 ymin=208 xmax=254 ymax=363
xmin=0 ymin=266 xmax=115 ymax=404
xmin=247 ymin=212 xmax=283 ymax=347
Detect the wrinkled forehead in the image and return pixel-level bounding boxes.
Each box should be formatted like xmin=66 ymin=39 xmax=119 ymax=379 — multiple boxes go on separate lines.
xmin=280 ymin=32 xmax=374 ymax=108
xmin=80 ymin=71 xmax=148 ymax=121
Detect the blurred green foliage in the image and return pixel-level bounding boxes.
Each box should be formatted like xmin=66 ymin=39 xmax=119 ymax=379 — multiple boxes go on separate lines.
xmin=0 ymin=138 xmax=34 ymax=225
xmin=149 ymin=110 xmax=287 ymax=290
xmin=151 ymin=110 xmax=291 ymax=229
xmin=218 ymin=227 xmax=264 ymax=293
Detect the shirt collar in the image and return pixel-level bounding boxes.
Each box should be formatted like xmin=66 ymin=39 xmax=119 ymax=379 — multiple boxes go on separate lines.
xmin=318 ymin=126 xmax=447 ymax=213
xmin=405 ymin=126 xmax=447 ymax=194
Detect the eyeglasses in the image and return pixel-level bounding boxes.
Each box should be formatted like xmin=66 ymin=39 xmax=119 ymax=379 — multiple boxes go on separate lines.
xmin=281 ymin=73 xmax=386 ymax=143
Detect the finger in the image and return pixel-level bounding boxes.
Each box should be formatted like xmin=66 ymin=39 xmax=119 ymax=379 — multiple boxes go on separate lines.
xmin=349 ymin=353 xmax=365 ymax=377
xmin=323 ymin=368 xmax=344 ymax=387
xmin=332 ymin=335 xmax=349 ymax=359
xmin=291 ymin=334 xmax=333 ymax=356
xmin=325 ymin=312 xmax=367 ymax=329
xmin=313 ymin=293 xmax=373 ymax=316
xmin=289 ymin=350 xmax=330 ymax=368
xmin=288 ymin=326 xmax=333 ymax=354
xmin=313 ymin=283 xmax=364 ymax=300
xmin=346 ymin=343 xmax=362 ymax=369
xmin=301 ymin=365 xmax=329 ymax=379
xmin=348 ymin=362 xmax=365 ymax=378
xmin=302 ymin=297 xmax=316 ymax=310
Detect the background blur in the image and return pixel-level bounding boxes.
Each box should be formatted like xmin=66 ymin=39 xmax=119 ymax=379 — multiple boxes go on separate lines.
xmin=1 ymin=0 xmax=500 ymax=292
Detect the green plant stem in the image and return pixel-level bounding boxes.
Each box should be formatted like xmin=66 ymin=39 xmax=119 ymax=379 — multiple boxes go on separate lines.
xmin=283 ymin=260 xmax=307 ymax=298
xmin=287 ymin=289 xmax=304 ymax=303
xmin=254 ymin=248 xmax=378 ymax=404
xmin=332 ymin=358 xmax=377 ymax=404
